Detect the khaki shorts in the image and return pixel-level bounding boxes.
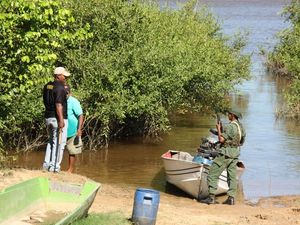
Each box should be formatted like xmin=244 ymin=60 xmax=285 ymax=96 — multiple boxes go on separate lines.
xmin=66 ymin=136 xmax=83 ymax=155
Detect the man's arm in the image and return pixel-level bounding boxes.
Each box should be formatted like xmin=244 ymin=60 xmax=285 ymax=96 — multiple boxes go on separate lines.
xmin=216 ymin=121 xmax=225 ymax=143
xmin=56 ymin=103 xmax=65 ymax=129
xmin=77 ymin=114 xmax=84 ymax=136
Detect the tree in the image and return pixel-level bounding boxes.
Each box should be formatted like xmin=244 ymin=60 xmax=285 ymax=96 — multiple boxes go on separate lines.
xmin=63 ymin=0 xmax=250 ymax=148
xmin=0 ymin=0 xmax=90 ymax=151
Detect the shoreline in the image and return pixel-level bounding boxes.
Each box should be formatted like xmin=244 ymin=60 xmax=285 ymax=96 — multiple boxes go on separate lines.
xmin=1 ymin=168 xmax=300 ymax=225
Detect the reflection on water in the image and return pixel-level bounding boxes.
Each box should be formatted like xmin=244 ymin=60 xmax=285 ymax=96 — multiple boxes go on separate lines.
xmin=16 ymin=0 xmax=300 ymax=201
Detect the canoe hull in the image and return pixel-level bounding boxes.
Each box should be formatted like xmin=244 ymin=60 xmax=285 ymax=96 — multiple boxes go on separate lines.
xmin=0 ymin=177 xmax=100 ymax=225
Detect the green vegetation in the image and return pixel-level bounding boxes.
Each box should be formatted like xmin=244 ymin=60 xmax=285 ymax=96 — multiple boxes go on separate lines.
xmin=0 ymin=0 xmax=250 ymax=156
xmin=72 ymin=212 xmax=131 ymax=225
xmin=0 ymin=0 xmax=90 ymax=157
xmin=267 ymin=0 xmax=300 ymax=117
xmin=62 ymin=0 xmax=250 ymax=148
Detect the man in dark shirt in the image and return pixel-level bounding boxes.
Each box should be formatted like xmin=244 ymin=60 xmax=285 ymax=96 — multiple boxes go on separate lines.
xmin=42 ymin=67 xmax=70 ymax=172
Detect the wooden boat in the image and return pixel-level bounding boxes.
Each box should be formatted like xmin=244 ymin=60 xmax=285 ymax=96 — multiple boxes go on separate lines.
xmin=161 ymin=150 xmax=245 ymax=200
xmin=0 ymin=177 xmax=100 ymax=225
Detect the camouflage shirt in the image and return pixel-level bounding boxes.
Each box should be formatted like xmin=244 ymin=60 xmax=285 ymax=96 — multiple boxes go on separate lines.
xmin=220 ymin=120 xmax=246 ymax=158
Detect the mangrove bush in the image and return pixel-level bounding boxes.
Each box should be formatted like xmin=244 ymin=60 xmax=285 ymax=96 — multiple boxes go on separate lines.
xmin=0 ymin=0 xmax=90 ymax=153
xmin=0 ymin=0 xmax=250 ymax=153
xmin=62 ymin=0 xmax=250 ymax=148
xmin=268 ymin=0 xmax=300 ymax=117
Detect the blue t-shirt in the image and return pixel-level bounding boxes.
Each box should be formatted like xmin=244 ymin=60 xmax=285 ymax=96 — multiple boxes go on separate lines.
xmin=67 ymin=96 xmax=83 ymax=138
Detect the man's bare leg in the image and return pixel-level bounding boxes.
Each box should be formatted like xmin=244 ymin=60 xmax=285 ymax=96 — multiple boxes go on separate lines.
xmin=67 ymin=154 xmax=76 ymax=173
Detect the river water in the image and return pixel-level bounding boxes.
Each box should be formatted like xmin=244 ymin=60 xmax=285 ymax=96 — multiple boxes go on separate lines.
xmin=16 ymin=0 xmax=300 ymax=201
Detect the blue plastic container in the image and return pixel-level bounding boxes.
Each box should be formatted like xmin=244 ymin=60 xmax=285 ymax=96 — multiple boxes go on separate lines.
xmin=132 ymin=188 xmax=160 ymax=225
xmin=203 ymin=158 xmax=213 ymax=165
xmin=192 ymin=155 xmax=204 ymax=164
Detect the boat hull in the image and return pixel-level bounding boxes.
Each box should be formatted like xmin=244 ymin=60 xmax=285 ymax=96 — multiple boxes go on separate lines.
xmin=0 ymin=177 xmax=100 ymax=225
xmin=161 ymin=150 xmax=244 ymax=199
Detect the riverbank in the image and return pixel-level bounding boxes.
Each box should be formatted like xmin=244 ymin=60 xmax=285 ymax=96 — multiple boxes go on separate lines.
xmin=1 ymin=168 xmax=299 ymax=225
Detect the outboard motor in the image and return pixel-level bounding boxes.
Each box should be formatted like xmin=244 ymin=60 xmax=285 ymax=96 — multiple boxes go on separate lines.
xmin=193 ymin=128 xmax=221 ymax=164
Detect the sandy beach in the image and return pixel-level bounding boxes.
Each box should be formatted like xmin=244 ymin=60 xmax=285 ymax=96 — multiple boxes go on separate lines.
xmin=0 ymin=168 xmax=299 ymax=225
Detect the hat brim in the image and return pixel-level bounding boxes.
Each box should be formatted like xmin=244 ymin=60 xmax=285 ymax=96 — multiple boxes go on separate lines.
xmin=227 ymin=110 xmax=242 ymax=119
xmin=63 ymin=72 xmax=70 ymax=77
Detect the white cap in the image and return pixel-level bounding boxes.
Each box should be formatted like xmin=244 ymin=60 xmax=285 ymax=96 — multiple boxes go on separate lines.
xmin=54 ymin=67 xmax=70 ymax=77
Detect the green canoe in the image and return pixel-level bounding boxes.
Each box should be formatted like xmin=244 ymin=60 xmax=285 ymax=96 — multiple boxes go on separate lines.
xmin=0 ymin=177 xmax=101 ymax=225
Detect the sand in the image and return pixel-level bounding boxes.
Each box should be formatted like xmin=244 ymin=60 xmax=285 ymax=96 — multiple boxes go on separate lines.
xmin=0 ymin=168 xmax=299 ymax=225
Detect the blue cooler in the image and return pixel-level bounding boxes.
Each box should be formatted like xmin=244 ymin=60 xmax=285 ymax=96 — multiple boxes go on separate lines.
xmin=192 ymin=155 xmax=204 ymax=164
xmin=132 ymin=188 xmax=160 ymax=225
xmin=203 ymin=158 xmax=213 ymax=165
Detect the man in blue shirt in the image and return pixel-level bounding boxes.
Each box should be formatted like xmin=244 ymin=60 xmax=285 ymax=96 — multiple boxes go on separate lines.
xmin=65 ymin=88 xmax=84 ymax=173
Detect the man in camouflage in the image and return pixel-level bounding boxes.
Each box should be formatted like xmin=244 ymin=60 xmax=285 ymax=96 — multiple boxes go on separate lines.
xmin=200 ymin=109 xmax=246 ymax=205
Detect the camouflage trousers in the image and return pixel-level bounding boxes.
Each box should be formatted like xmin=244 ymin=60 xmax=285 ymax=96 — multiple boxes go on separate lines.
xmin=207 ymin=154 xmax=238 ymax=197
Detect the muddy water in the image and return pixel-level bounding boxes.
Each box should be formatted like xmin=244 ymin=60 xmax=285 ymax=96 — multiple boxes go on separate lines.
xmin=16 ymin=0 xmax=300 ymax=201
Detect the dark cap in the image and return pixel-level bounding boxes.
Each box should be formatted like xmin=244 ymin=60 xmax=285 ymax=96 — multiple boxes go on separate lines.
xmin=227 ymin=109 xmax=242 ymax=119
